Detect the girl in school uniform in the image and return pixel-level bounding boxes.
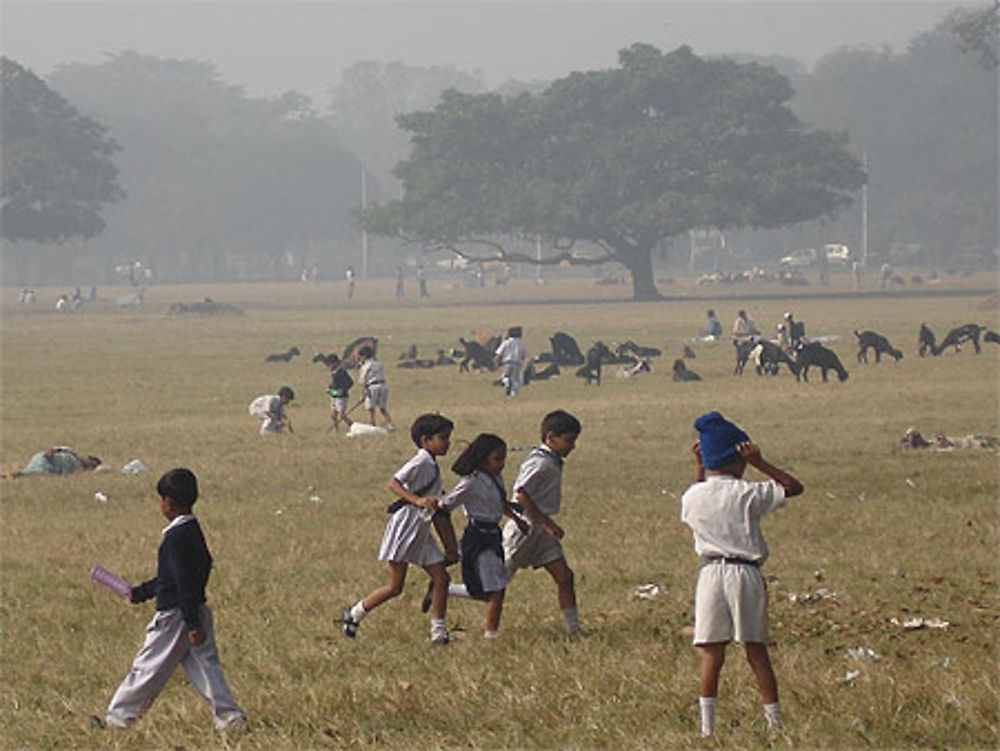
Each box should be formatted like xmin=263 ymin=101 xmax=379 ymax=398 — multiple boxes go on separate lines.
xmin=341 ymin=413 xmax=456 ymax=644
xmin=437 ymin=433 xmax=528 ymax=639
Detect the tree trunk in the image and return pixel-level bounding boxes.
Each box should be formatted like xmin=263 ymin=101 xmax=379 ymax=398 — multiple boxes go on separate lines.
xmin=621 ymin=246 xmax=663 ymax=301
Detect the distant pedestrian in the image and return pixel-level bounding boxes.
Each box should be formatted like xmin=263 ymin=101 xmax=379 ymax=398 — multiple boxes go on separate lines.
xmin=852 ymin=260 xmax=863 ymax=290
xmin=346 ymin=267 xmax=356 ymax=299
xmin=680 ymin=412 xmax=803 ymax=738
xmin=494 ymin=326 xmax=527 ymax=397
xmin=880 ymin=262 xmax=892 ymax=290
xmin=417 ymin=264 xmax=429 ymax=298
xmin=395 ymin=266 xmax=405 ymax=298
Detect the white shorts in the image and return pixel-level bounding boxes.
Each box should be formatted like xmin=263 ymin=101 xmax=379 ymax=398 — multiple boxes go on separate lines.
xmin=365 ymin=384 xmax=388 ymax=410
xmin=330 ymin=396 xmax=348 ymax=412
xmin=502 ymin=518 xmax=564 ymax=571
xmin=693 ymin=560 xmax=768 ymax=645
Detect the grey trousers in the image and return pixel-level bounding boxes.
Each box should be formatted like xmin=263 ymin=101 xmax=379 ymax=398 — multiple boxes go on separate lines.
xmin=106 ymin=605 xmax=245 ymax=730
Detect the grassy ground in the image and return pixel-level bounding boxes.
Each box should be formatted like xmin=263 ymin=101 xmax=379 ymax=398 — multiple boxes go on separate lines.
xmin=1 ymin=272 xmax=997 ymax=750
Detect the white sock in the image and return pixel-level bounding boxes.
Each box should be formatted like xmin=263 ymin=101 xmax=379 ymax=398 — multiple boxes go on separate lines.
xmin=447 ymin=583 xmax=470 ymax=598
xmin=699 ymin=697 xmax=716 ymax=737
xmin=350 ymin=601 xmax=367 ymax=623
xmin=561 ymin=606 xmax=580 ymax=635
xmin=430 ymin=618 xmax=447 ymax=639
xmin=763 ymin=701 xmax=782 ymax=731
xmin=483 ymin=630 xmax=499 ymax=640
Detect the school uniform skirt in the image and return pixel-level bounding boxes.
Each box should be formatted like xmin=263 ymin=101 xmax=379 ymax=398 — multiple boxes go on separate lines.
xmin=460 ymin=520 xmax=511 ymax=595
xmin=377 ymin=504 xmax=445 ymax=566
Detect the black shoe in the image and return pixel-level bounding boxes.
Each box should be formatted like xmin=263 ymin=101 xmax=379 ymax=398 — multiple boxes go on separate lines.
xmin=421 ymin=581 xmax=434 ymax=614
xmin=341 ymin=607 xmax=359 ymax=638
xmin=88 ymin=715 xmax=106 ymax=729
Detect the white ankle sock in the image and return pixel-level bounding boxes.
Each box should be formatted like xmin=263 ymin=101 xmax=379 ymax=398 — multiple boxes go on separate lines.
xmin=350 ymin=601 xmax=367 ymax=622
xmin=447 ymin=583 xmax=469 ymax=598
xmin=699 ymin=696 xmax=716 ymax=737
xmin=483 ymin=630 xmax=499 ymax=640
xmin=763 ymin=701 xmax=782 ymax=731
xmin=430 ymin=618 xmax=447 ymax=638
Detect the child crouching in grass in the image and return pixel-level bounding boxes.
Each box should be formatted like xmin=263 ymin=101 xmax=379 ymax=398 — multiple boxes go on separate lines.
xmin=680 ymin=411 xmax=803 ymax=738
xmin=432 ymin=433 xmax=528 ymax=639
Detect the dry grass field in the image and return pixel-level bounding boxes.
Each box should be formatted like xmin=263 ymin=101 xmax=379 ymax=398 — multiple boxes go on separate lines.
xmin=1 ymin=272 xmax=997 ymax=750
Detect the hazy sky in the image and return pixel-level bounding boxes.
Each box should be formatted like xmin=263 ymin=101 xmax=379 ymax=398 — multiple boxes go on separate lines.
xmin=2 ymin=1 xmax=958 ymax=104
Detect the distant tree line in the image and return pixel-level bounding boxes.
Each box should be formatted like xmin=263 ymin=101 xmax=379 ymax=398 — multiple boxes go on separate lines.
xmin=1 ymin=4 xmax=995 ymax=287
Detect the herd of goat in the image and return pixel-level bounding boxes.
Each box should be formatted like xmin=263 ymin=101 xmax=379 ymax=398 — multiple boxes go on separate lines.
xmin=266 ymin=321 xmax=996 ymax=387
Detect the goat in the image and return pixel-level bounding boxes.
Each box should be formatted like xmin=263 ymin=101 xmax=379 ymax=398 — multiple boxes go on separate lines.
xmin=341 ymin=336 xmax=378 ymax=367
xmin=855 ymin=330 xmax=903 ymax=363
xmin=619 ymin=359 xmax=652 ymax=378
xmin=682 ymin=344 xmax=696 ymax=359
xmin=525 ymin=361 xmax=560 ymax=381
xmin=458 ymin=337 xmax=497 ymax=372
xmin=795 ymin=342 xmax=849 ymax=383
xmin=985 ymin=330 xmax=1000 ymax=346
xmin=933 ymin=323 xmax=983 ymax=355
xmin=398 ymin=344 xmax=418 ymax=360
xmin=616 ymin=340 xmax=662 ymax=359
xmin=733 ymin=338 xmax=758 ymax=375
xmin=549 ymin=332 xmax=586 ymax=365
xmin=754 ymin=339 xmax=798 ymax=376
xmin=918 ymin=323 xmax=937 ymax=357
xmin=265 ymin=346 xmax=301 ymax=363
xmin=672 ymin=359 xmax=701 ymax=381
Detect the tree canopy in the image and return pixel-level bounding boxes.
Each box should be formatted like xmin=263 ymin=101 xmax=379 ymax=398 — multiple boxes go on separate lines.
xmin=362 ymin=44 xmax=866 ymax=300
xmin=1 ymin=57 xmax=123 ymax=243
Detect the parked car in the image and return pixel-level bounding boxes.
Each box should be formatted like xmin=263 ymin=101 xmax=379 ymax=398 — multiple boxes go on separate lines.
xmin=824 ymin=244 xmax=852 ymax=264
xmin=779 ymin=248 xmax=818 ymax=267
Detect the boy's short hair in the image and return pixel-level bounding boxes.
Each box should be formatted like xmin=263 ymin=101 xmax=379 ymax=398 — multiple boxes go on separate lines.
xmin=410 ymin=413 xmax=454 ymax=447
xmin=326 ymin=354 xmax=340 ymax=365
xmin=157 ymin=467 xmax=198 ymax=509
xmin=358 ymin=345 xmax=374 ymax=358
xmin=278 ymin=386 xmax=295 ymax=400
xmin=541 ymin=409 xmax=581 ymax=440
xmin=507 ymin=326 xmax=522 ymax=338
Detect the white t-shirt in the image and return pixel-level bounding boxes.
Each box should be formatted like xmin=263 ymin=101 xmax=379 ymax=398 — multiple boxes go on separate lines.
xmin=495 ymin=337 xmax=527 ymax=365
xmin=680 ymin=476 xmax=786 ymax=563
xmin=359 ymin=359 xmax=387 ymax=389
xmin=513 ymin=445 xmax=563 ymax=517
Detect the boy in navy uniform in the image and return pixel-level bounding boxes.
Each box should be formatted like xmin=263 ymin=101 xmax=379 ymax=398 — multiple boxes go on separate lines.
xmin=101 ymin=468 xmax=246 ymax=731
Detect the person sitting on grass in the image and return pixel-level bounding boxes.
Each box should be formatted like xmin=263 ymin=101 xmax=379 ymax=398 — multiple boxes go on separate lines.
xmin=680 ymin=411 xmax=804 ymax=738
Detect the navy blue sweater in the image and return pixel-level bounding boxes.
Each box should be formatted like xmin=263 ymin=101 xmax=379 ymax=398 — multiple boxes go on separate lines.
xmin=130 ymin=517 xmax=213 ymax=629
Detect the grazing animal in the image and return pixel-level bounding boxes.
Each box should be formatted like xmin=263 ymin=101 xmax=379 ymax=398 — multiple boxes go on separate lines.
xmin=918 ymin=323 xmax=937 ymax=357
xmin=795 ymin=342 xmax=849 ymax=383
xmin=733 ymin=338 xmax=758 ymax=375
xmin=398 ymin=344 xmax=418 ymax=360
xmin=525 ymin=361 xmax=560 ymax=381
xmin=985 ymin=330 xmax=1000 ymax=346
xmin=549 ymin=332 xmax=586 ymax=365
xmin=619 ymin=359 xmax=651 ymax=378
xmin=458 ymin=337 xmax=496 ymax=372
xmin=616 ymin=340 xmax=662 ymax=359
xmin=265 ymin=346 xmax=301 ymax=363
xmin=933 ymin=323 xmax=983 ymax=355
xmin=341 ymin=336 xmax=378 ymax=367
xmin=672 ymin=359 xmax=701 ymax=381
xmin=682 ymin=344 xmax=696 ymax=359
xmin=396 ymin=359 xmax=436 ymax=369
xmin=434 ymin=350 xmax=456 ymax=365
xmin=312 ymin=352 xmax=331 ymax=364
xmin=754 ymin=339 xmax=798 ymax=376
xmin=855 ymin=330 xmax=903 ymax=363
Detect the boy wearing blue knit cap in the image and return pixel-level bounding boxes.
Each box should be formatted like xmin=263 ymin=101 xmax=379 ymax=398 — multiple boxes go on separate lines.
xmin=680 ymin=411 xmax=803 ymax=738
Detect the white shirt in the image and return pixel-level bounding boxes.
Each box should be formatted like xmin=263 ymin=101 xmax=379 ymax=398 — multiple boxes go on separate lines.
xmin=495 ymin=337 xmax=527 ymax=365
xmin=513 ymin=445 xmax=563 ymax=517
xmin=442 ymin=470 xmax=506 ymax=522
xmin=393 ymin=448 xmax=442 ymax=498
xmin=359 ymin=359 xmax=386 ymax=389
xmin=680 ymin=476 xmax=786 ymax=563
xmin=162 ymin=514 xmax=195 ymax=535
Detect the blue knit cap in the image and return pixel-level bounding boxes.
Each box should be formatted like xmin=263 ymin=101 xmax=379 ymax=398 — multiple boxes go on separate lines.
xmin=694 ymin=411 xmax=749 ymax=470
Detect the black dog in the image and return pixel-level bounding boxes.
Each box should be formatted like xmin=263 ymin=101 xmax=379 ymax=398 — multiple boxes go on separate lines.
xmin=933 ymin=323 xmax=983 ymax=355
xmin=795 ymin=342 xmax=849 ymax=382
xmin=672 ymin=359 xmax=701 ymax=381
xmin=918 ymin=323 xmax=937 ymax=357
xmin=855 ymin=330 xmax=903 ymax=363
xmin=266 ymin=346 xmax=300 ymax=362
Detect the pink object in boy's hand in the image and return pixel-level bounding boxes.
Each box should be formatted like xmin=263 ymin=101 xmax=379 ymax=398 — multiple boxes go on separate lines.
xmin=90 ymin=565 xmax=132 ymax=598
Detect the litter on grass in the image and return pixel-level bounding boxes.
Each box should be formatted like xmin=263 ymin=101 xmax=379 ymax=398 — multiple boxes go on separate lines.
xmin=889 ymin=616 xmax=950 ymax=631
xmin=847 ymin=646 xmax=880 ymax=662
xmin=119 ymin=459 xmax=149 ymax=474
xmin=93 ymin=491 xmax=108 ymax=502
xmin=788 ymin=587 xmax=838 ymax=604
xmin=628 ymin=583 xmax=662 ymax=601
xmin=836 ymin=670 xmax=861 ymax=684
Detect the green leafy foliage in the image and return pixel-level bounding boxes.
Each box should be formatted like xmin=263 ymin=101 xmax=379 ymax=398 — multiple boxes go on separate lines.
xmin=1 ymin=57 xmax=124 ymax=243
xmin=363 ymin=45 xmax=866 ymax=299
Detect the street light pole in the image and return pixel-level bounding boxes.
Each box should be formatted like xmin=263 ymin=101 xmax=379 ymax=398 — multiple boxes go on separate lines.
xmin=361 ymin=164 xmax=369 ymax=279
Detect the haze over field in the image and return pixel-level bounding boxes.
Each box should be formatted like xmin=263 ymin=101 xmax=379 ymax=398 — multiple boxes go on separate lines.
xmin=3 ymin=1 xmax=955 ymax=101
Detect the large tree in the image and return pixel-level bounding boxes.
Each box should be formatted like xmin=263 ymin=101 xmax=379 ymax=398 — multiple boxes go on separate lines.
xmin=362 ymin=45 xmax=866 ymax=300
xmin=1 ymin=57 xmax=123 ymax=243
